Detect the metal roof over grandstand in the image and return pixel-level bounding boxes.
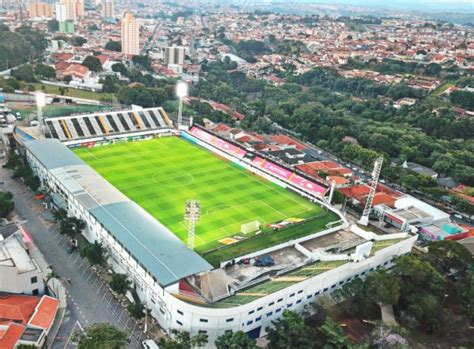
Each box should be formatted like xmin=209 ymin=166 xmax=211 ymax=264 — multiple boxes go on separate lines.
xmin=25 ymin=139 xmax=85 ymax=170
xmin=24 ymin=139 xmax=212 ymax=286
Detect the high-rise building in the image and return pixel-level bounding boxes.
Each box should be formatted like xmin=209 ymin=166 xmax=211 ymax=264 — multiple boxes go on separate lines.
xmin=58 ymin=0 xmax=77 ymax=22
xmin=164 ymin=45 xmax=186 ymax=66
xmin=101 ymin=0 xmax=114 ymax=18
xmin=29 ymin=1 xmax=54 ymax=18
xmin=76 ymin=0 xmax=84 ymax=17
xmin=54 ymin=3 xmax=67 ymax=22
xmin=121 ymin=12 xmax=139 ymax=56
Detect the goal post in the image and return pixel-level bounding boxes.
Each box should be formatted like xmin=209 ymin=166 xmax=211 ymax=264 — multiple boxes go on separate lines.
xmin=240 ymin=220 xmax=261 ymax=235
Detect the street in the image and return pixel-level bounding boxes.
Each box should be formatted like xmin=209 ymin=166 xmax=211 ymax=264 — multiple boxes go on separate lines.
xmin=0 ymin=166 xmax=144 ymax=348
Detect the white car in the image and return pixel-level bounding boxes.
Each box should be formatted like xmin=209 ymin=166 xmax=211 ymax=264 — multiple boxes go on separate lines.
xmin=142 ymin=339 xmax=160 ymax=349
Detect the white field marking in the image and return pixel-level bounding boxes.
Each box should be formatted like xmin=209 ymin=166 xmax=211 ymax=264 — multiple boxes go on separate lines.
xmin=117 ymin=165 xmax=230 ymax=191
xmin=84 ymin=148 xmax=100 ymax=160
xmin=178 ymin=221 xmax=206 ymax=244
xmin=175 ymin=197 xmax=316 ymax=246
xmin=260 ymin=200 xmax=287 ymax=217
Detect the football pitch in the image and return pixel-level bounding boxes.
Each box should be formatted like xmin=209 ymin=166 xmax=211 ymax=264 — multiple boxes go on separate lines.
xmin=74 ymin=136 xmax=324 ymax=255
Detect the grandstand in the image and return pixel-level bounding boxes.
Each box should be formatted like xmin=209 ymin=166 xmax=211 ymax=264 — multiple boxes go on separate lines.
xmin=43 ymin=107 xmax=173 ymax=141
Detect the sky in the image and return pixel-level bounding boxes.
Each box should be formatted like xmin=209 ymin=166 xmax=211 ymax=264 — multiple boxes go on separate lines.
xmin=260 ymin=0 xmax=474 ymax=13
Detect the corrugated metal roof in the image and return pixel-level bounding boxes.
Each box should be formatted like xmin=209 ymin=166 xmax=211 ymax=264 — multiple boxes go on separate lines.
xmin=24 ymin=139 xmax=84 ymax=170
xmin=24 ymin=140 xmax=212 ymax=286
xmin=90 ymin=201 xmax=211 ymax=286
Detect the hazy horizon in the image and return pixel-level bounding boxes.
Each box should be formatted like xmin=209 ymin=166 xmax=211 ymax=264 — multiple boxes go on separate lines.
xmin=245 ymin=0 xmax=474 ymax=13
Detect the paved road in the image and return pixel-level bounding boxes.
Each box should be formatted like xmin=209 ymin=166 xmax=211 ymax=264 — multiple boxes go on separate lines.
xmin=0 ymin=167 xmax=144 ymax=348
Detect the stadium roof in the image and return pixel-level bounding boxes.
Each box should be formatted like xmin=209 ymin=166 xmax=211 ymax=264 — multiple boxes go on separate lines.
xmin=25 ymin=139 xmax=84 ymax=170
xmin=24 ymin=139 xmax=212 ymax=286
xmin=91 ymin=202 xmax=212 ymax=286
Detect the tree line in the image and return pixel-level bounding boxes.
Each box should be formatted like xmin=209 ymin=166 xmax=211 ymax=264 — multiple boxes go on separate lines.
xmin=0 ymin=25 xmax=48 ymax=71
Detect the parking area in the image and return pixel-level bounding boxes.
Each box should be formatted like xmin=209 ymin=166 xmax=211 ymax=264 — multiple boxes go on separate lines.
xmin=0 ymin=169 xmax=145 ymax=348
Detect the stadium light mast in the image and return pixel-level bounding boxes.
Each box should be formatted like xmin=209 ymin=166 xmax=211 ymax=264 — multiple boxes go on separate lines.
xmin=176 ymin=81 xmax=188 ymax=128
xmin=359 ymin=156 xmax=384 ymax=226
xmin=35 ymin=91 xmax=46 ymax=136
xmin=184 ymin=200 xmax=200 ymax=250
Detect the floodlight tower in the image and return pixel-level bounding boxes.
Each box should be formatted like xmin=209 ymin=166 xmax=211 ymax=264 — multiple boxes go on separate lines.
xmin=176 ymin=81 xmax=188 ymax=127
xmin=35 ymin=91 xmax=46 ymax=136
xmin=359 ymin=156 xmax=384 ymax=226
xmin=184 ymin=200 xmax=200 ymax=250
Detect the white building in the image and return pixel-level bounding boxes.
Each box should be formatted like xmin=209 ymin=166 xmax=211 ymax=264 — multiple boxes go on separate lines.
xmin=0 ymin=224 xmax=45 ymax=296
xmin=164 ymin=46 xmax=186 ymax=66
xmin=54 ymin=3 xmax=67 ymax=22
xmin=21 ymin=113 xmax=416 ymax=344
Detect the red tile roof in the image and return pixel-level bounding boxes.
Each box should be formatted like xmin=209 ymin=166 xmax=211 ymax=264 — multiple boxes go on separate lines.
xmin=55 ymin=61 xmax=71 ymax=71
xmin=28 ymin=296 xmax=59 ymax=330
xmin=0 ymin=295 xmax=40 ymax=325
xmin=96 ymin=55 xmax=109 ymax=65
xmin=51 ymin=53 xmax=73 ymax=61
xmin=65 ymin=64 xmax=89 ymax=77
xmin=327 ymin=176 xmax=349 ymax=185
xmin=0 ymin=322 xmax=25 ymax=349
xmin=270 ymin=134 xmax=306 ymax=151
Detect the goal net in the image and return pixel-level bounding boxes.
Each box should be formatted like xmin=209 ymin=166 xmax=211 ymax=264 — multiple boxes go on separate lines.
xmin=241 ymin=220 xmax=261 ymax=234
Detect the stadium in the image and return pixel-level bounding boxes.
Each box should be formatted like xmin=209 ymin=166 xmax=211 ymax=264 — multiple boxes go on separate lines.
xmin=18 ymin=106 xmax=416 ymax=342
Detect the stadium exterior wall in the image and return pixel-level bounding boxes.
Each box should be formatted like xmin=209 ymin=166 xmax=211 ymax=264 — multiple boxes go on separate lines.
xmin=24 ymin=137 xmax=415 ymax=345
xmin=154 ymin=235 xmax=416 ymax=342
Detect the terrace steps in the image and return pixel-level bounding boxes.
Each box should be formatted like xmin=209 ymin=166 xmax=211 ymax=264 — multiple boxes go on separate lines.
xmin=44 ymin=107 xmax=171 ymax=141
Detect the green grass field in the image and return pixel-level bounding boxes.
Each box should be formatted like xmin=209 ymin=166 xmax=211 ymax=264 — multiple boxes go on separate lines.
xmin=74 ymin=137 xmax=325 ymax=259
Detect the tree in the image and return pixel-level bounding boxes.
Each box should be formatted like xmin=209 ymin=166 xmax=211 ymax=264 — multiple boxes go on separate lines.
xmin=11 ymin=65 xmax=36 ymax=82
xmin=267 ymin=310 xmax=312 ymax=349
xmin=158 ymin=329 xmax=208 ymax=349
xmin=463 ymin=271 xmax=474 ymax=321
xmin=71 ymin=36 xmax=87 ymax=47
xmin=109 ymin=273 xmax=131 ymax=295
xmin=78 ymin=323 xmax=128 ymax=349
xmin=47 ymin=19 xmax=59 ymax=32
xmin=34 ymin=64 xmax=56 ymax=79
xmin=393 ymin=255 xmax=446 ymax=331
xmin=127 ymin=301 xmax=144 ymax=319
xmin=105 ymin=40 xmax=121 ymax=52
xmin=131 ymin=55 xmax=151 ymax=70
xmin=424 ymin=240 xmax=474 ymax=279
xmin=112 ymin=62 xmax=128 ymax=75
xmin=368 ymin=323 xmax=409 ymax=348
xmin=365 ymin=269 xmax=400 ymax=306
xmin=0 ymin=191 xmax=14 ymax=218
xmin=215 ymin=331 xmax=257 ymax=349
xmin=101 ymin=75 xmax=120 ymax=93
xmin=316 ymin=318 xmax=350 ymax=349
xmin=0 ymin=26 xmax=48 ymax=70
xmin=52 ymin=208 xmax=67 ymax=222
xmin=82 ymin=55 xmax=102 ymax=72
xmin=5 ymin=77 xmax=20 ymax=90
xmin=80 ymin=241 xmax=107 ymax=266
xmin=59 ymin=217 xmax=85 ymax=238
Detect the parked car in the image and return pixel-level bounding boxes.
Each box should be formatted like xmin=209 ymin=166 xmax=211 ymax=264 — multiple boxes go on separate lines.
xmin=254 ymin=255 xmax=275 ymax=267
xmin=142 ymin=339 xmax=160 ymax=349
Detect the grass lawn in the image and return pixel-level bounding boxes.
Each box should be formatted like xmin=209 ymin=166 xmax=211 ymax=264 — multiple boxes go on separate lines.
xmin=8 ymin=102 xmax=111 ymax=120
xmin=31 ymin=83 xmax=112 ymax=102
xmin=74 ymin=137 xmax=326 ymax=262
